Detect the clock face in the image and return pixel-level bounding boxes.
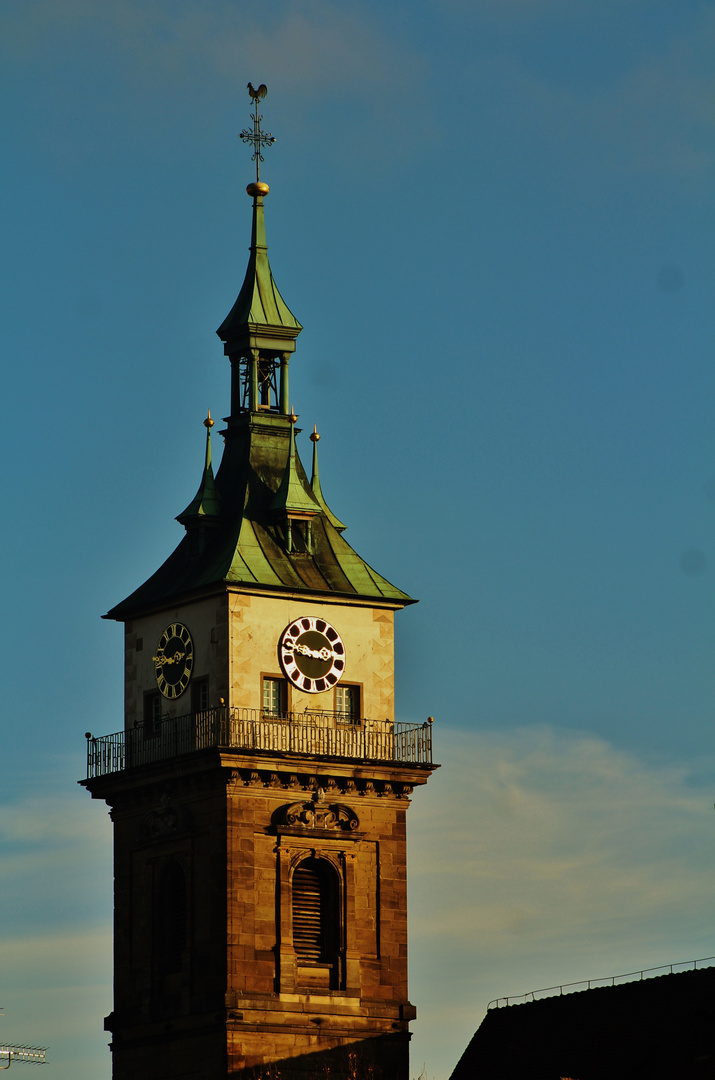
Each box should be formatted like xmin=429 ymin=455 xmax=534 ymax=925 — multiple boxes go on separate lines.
xmin=153 ymin=622 xmax=194 ymax=699
xmin=279 ymin=617 xmax=346 ymax=693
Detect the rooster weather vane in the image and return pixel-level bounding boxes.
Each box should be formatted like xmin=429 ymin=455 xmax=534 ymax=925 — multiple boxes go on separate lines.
xmin=240 ymin=83 xmax=275 ymax=182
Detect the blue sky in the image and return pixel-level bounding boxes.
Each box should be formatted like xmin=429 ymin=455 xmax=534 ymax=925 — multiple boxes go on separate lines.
xmin=1 ymin=1 xmax=715 ymax=1077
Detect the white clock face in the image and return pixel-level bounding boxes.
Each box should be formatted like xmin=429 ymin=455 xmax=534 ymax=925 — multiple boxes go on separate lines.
xmin=279 ymin=617 xmax=346 ymax=693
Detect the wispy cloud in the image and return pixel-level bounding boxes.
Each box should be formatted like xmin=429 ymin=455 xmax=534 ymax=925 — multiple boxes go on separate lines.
xmin=412 ymin=726 xmax=715 ymax=950
xmin=591 ymin=14 xmax=715 ymax=180
xmin=0 ymin=930 xmax=112 ymax=1078
xmin=0 ymin=0 xmax=427 ymax=119
xmin=461 ymin=5 xmax=715 ymax=184
xmin=409 ymin=726 xmax=715 ymax=1077
xmin=0 ymin=785 xmax=112 ymax=932
xmin=0 ymin=782 xmax=113 ymax=1077
xmin=442 ymin=0 xmax=672 ymax=31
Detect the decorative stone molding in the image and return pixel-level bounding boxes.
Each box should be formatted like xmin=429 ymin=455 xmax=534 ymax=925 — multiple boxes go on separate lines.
xmin=280 ymin=790 xmax=359 ymax=832
xmin=140 ymin=794 xmax=189 ymax=840
xmin=226 ymin=766 xmax=414 ymax=799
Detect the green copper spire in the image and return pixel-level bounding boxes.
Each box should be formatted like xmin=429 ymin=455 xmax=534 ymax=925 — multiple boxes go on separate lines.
xmin=217 ymin=190 xmax=302 ymax=350
xmin=309 ymin=425 xmax=346 ymax=532
xmin=104 ymin=91 xmax=415 ymax=620
xmin=217 ymin=88 xmax=301 ymax=419
xmin=176 ymin=411 xmax=222 ymax=526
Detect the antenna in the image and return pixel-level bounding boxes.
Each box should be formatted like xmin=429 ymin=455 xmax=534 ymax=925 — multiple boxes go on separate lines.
xmin=0 ymin=1013 xmax=47 ymax=1069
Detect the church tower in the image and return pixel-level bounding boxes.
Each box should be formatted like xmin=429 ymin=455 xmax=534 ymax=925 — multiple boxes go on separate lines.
xmin=82 ymin=89 xmax=437 ymax=1080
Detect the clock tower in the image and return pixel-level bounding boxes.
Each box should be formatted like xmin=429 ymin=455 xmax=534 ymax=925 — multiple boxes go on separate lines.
xmin=82 ymin=91 xmax=437 ymax=1080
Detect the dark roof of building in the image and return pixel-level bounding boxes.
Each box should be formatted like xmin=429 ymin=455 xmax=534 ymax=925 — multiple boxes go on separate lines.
xmin=450 ymin=966 xmax=715 ymax=1080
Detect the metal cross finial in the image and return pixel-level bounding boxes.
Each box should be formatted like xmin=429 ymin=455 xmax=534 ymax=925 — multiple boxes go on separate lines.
xmin=240 ymin=83 xmax=275 ymax=182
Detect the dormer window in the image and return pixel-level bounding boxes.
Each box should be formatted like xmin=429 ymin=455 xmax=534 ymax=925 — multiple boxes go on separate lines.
xmin=285 ymin=517 xmax=314 ymax=555
xmin=186 ymin=526 xmax=205 ymax=561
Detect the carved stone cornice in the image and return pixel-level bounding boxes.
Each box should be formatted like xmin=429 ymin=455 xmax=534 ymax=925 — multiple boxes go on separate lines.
xmin=226 ymin=767 xmax=414 ymax=799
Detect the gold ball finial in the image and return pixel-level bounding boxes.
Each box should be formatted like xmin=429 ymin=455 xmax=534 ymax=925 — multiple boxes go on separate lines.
xmin=246 ymin=181 xmax=270 ymax=197
xmin=289 ymin=405 xmax=298 ymax=424
xmin=204 ymin=409 xmax=214 ymax=430
xmin=310 ymin=424 xmax=320 ymax=443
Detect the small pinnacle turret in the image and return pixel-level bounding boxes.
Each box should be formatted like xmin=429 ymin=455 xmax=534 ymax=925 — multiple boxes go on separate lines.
xmin=310 ymin=426 xmax=347 ymax=532
xmin=269 ymin=411 xmax=321 ymax=519
xmin=176 ymin=410 xmax=222 ymax=527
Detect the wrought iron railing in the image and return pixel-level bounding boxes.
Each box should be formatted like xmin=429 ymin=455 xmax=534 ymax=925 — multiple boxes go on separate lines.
xmin=487 ymin=954 xmax=715 ymax=1009
xmin=85 ymin=706 xmax=433 ymax=778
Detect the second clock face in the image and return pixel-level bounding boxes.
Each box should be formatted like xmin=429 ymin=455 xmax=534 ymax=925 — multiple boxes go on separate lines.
xmin=279 ymin=617 xmax=346 ymax=693
xmin=154 ymin=622 xmax=194 ymax=699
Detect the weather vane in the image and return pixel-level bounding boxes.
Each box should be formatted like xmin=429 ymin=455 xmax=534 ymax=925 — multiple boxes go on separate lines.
xmin=240 ymin=83 xmax=275 ymax=183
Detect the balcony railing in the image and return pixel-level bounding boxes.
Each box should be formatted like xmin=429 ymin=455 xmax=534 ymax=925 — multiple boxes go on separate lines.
xmin=487 ymin=954 xmax=715 ymax=1009
xmin=85 ymin=706 xmax=434 ymax=779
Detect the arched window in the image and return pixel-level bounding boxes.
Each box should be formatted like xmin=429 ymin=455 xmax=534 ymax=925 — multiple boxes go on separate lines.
xmin=154 ymin=859 xmax=187 ymax=975
xmin=292 ymin=857 xmax=340 ymax=980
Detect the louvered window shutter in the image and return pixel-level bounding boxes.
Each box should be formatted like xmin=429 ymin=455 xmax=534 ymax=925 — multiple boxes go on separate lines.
xmin=293 ymin=861 xmax=325 ymax=961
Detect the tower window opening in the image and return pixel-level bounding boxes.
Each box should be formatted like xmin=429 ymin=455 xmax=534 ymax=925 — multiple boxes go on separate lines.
xmin=263 ymin=676 xmax=287 ymax=718
xmin=186 ymin=526 xmax=206 ymax=561
xmin=258 ymin=356 xmax=279 ymax=410
xmin=192 ymin=677 xmax=209 ymax=715
xmin=285 ymin=519 xmax=314 ymax=555
xmin=238 ymin=357 xmax=251 ymax=412
xmin=336 ymin=684 xmax=360 ymax=724
xmin=292 ymin=857 xmax=340 ymax=970
xmin=143 ymin=692 xmax=163 ymax=737
xmin=236 ymin=353 xmax=281 ymax=412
